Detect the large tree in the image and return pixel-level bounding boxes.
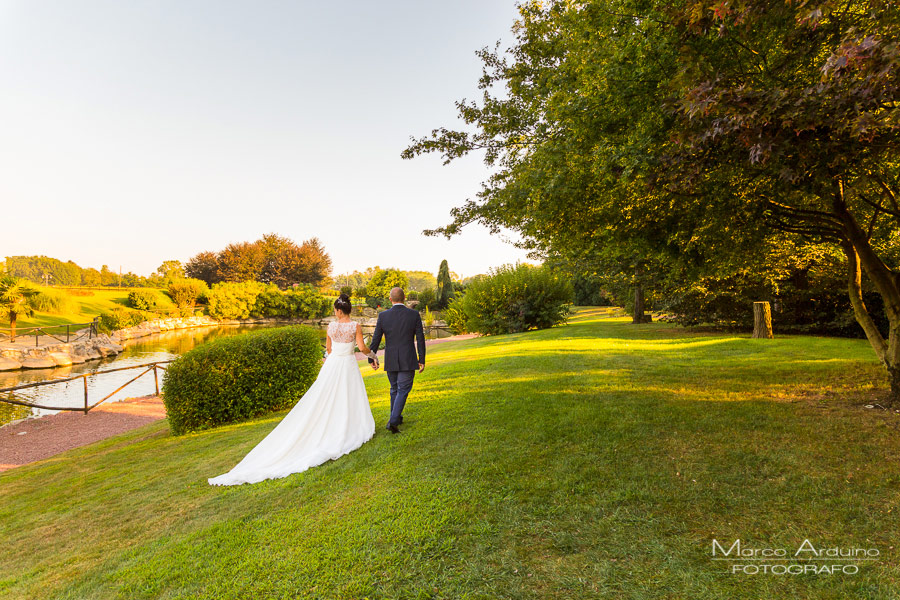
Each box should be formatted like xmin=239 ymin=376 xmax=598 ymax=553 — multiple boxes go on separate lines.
xmin=405 ymin=0 xmax=900 ymax=401
xmin=184 ymin=251 xmax=221 ymax=286
xmin=190 ymin=235 xmax=332 ymax=289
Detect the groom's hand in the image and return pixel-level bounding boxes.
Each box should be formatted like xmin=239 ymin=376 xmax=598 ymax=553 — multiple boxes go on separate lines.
xmin=371 ymin=360 xmax=379 ymax=370
xmin=418 ymin=363 xmax=425 ymax=373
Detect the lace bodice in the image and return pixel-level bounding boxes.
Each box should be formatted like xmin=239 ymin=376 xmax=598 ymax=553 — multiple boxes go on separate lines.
xmin=327 ymin=320 xmax=359 ymax=344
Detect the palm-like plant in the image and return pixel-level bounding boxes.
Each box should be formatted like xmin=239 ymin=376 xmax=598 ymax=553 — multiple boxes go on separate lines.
xmin=0 ymin=277 xmax=39 ymax=342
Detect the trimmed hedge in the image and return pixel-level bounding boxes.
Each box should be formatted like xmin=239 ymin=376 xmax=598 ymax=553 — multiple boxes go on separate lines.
xmin=161 ymin=326 xmax=323 ymax=435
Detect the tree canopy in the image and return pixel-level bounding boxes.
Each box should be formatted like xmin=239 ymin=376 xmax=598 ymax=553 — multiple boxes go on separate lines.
xmin=185 ymin=234 xmax=332 ymax=289
xmin=405 ymin=0 xmax=900 ymax=400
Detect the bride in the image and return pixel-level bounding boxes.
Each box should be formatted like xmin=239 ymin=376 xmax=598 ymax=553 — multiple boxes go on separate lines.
xmin=208 ymin=293 xmax=379 ymax=486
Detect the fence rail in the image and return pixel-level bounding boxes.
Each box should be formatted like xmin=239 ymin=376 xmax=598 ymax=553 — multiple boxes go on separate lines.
xmin=0 ymin=360 xmax=172 ymax=414
xmin=0 ymin=318 xmax=100 ymax=346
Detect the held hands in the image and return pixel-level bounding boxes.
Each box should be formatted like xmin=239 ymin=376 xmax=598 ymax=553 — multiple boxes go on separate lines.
xmin=371 ymin=359 xmax=379 ymax=371
xmin=418 ymin=363 xmax=425 ymax=373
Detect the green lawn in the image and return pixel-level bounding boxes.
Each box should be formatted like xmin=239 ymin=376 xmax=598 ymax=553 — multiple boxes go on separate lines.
xmin=14 ymin=288 xmax=173 ymax=329
xmin=2 ymin=308 xmax=899 ymax=599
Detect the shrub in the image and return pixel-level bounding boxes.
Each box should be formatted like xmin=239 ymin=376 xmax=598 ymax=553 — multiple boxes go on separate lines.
xmin=367 ymin=268 xmax=408 ymax=300
xmin=30 ymin=287 xmax=77 ymax=314
xmin=354 ymin=286 xmax=367 ymax=298
xmin=167 ymin=278 xmax=209 ymax=310
xmin=284 ymin=285 xmax=332 ymax=319
xmin=251 ymin=285 xmax=289 ymax=318
xmin=443 ymin=300 xmax=469 ymax=334
xmin=98 ymin=307 xmax=146 ymax=333
xmin=339 ymin=285 xmax=352 ymax=296
xmin=450 ymin=263 xmax=573 ymax=335
xmin=407 ymin=290 xmax=419 ymax=300
xmin=208 ymin=281 xmax=333 ymax=321
xmin=207 ymin=282 xmax=267 ymax=320
xmin=365 ymin=296 xmax=385 ymax=310
xmin=128 ymin=289 xmax=159 ymax=311
xmin=162 ymin=326 xmax=323 ymax=434
xmin=416 ymin=287 xmax=437 ymax=312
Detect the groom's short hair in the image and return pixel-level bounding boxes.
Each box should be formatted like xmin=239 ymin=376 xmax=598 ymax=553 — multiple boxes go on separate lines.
xmin=390 ymin=287 xmax=405 ymax=303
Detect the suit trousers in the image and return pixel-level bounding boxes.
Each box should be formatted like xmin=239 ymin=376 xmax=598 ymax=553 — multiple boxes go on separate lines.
xmin=386 ymin=370 xmax=415 ymax=427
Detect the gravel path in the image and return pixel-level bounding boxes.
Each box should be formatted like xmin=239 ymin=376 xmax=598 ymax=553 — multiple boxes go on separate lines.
xmin=0 ymin=396 xmax=166 ymax=472
xmin=0 ymin=333 xmax=478 ymax=472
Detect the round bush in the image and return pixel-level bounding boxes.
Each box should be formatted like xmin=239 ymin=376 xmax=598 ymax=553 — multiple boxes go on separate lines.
xmin=450 ymin=263 xmax=573 ymax=335
xmin=128 ymin=289 xmax=159 ymax=310
xmin=162 ymin=326 xmax=323 ymax=435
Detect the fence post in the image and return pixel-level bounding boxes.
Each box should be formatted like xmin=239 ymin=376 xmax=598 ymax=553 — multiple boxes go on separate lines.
xmin=153 ymin=364 xmax=160 ymax=396
xmin=83 ymin=376 xmax=89 ymax=414
xmin=35 ymin=330 xmax=39 ymax=348
xmin=66 ymin=324 xmax=70 ymax=343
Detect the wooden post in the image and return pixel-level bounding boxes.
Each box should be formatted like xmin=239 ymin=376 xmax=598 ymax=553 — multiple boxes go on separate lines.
xmin=752 ymin=301 xmax=774 ymax=339
xmin=153 ymin=365 xmax=160 ymax=396
xmin=83 ymin=376 xmax=89 ymax=414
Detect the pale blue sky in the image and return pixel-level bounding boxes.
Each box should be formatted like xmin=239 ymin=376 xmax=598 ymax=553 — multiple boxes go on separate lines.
xmin=0 ymin=1 xmax=529 ymax=278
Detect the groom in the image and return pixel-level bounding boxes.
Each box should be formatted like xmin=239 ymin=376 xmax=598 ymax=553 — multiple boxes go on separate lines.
xmin=368 ymin=287 xmax=426 ymax=434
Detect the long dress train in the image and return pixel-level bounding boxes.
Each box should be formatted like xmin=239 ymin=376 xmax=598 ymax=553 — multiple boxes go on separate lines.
xmin=208 ymin=322 xmax=375 ymax=486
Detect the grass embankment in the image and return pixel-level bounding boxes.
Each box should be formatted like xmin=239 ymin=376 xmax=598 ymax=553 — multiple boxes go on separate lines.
xmin=2 ymin=308 xmax=899 ymax=599
xmin=15 ymin=289 xmax=173 ymax=329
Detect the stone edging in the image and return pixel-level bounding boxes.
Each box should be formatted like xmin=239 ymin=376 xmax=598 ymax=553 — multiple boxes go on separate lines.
xmin=0 ymin=316 xmax=218 ymax=372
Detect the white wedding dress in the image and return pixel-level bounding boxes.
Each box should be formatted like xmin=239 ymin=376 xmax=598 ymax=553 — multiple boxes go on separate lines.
xmin=208 ymin=321 xmax=376 ymax=486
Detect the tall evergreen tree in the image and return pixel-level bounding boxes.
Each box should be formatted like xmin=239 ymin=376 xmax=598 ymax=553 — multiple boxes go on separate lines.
xmin=436 ymin=259 xmax=454 ymax=309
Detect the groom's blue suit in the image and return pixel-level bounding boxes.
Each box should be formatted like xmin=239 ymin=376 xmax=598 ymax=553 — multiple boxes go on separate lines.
xmin=368 ymin=303 xmax=426 ymax=428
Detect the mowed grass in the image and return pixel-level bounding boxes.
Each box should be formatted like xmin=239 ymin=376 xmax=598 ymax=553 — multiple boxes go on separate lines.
xmin=2 ymin=307 xmax=900 ymax=599
xmin=14 ymin=289 xmax=173 ymax=329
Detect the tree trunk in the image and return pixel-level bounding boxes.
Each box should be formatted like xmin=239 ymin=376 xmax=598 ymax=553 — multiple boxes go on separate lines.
xmin=633 ymin=283 xmax=646 ymax=324
xmin=9 ymin=313 xmax=16 ymax=343
xmin=833 ymin=179 xmax=900 ymax=405
xmin=752 ymin=302 xmax=773 ymax=339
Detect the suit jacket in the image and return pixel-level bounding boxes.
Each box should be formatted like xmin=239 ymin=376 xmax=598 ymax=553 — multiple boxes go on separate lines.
xmin=368 ymin=304 xmax=426 ymax=372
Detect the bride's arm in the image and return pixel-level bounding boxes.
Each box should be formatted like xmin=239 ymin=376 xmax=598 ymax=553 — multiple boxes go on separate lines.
xmin=355 ymin=323 xmax=377 ymax=359
xmin=325 ymin=332 xmax=332 ymax=356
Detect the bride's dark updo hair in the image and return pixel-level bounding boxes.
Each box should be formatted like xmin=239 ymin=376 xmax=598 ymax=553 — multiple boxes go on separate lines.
xmin=334 ymin=293 xmax=352 ymax=315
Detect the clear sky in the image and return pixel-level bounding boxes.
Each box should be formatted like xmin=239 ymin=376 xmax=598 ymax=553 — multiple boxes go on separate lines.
xmin=0 ymin=0 xmax=530 ymax=278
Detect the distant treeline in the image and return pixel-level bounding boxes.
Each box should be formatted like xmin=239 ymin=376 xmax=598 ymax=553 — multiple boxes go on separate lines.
xmin=3 ymin=255 xmax=168 ymax=288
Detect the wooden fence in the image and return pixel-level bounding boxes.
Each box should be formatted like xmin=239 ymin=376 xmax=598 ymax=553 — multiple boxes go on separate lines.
xmin=0 ymin=318 xmax=99 ymax=346
xmin=0 ymin=361 xmax=172 ymax=414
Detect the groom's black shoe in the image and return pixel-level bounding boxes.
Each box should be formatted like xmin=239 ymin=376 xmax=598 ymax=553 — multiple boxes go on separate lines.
xmin=387 ymin=424 xmax=400 ymax=434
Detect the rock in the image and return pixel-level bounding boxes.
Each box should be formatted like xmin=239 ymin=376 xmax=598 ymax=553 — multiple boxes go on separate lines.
xmin=21 ymin=357 xmax=56 ymax=369
xmin=49 ymin=353 xmax=73 ymax=367
xmin=0 ymin=357 xmax=21 ymax=371
xmin=96 ymin=345 xmax=119 ymax=358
